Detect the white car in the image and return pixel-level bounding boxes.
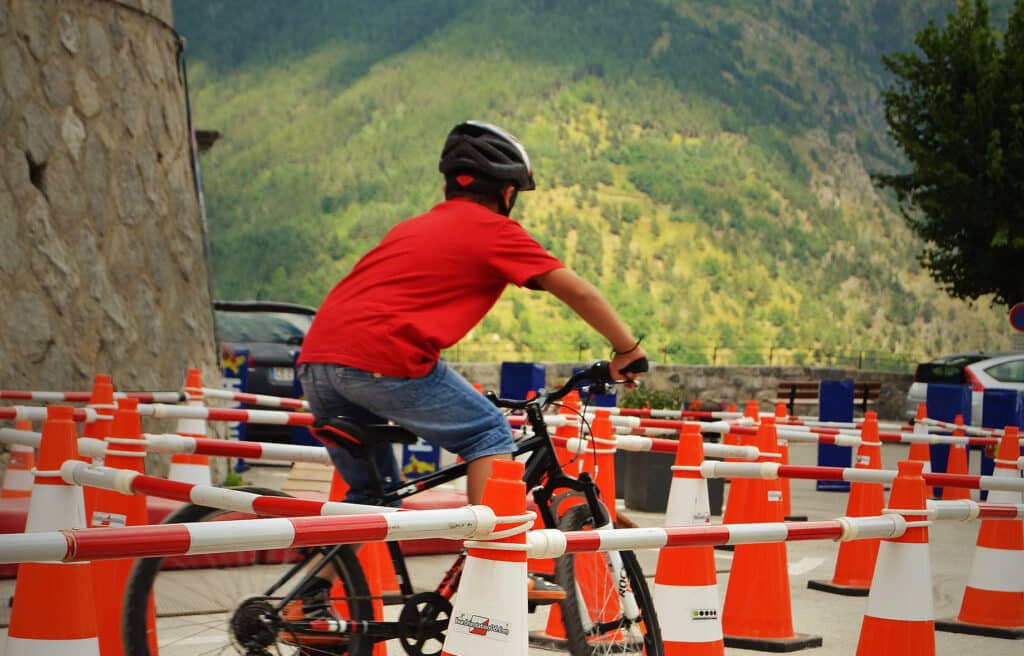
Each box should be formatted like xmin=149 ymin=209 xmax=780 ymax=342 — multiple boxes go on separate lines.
xmin=964 ymin=353 xmax=1024 ymax=427
xmin=904 ymin=352 xmax=995 ymax=422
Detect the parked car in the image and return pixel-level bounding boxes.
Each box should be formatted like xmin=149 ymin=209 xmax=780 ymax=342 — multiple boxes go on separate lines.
xmin=904 ymin=351 xmax=1020 ymax=425
xmin=964 ymin=353 xmax=1024 ymax=427
xmin=214 ymin=300 xmax=317 ymax=442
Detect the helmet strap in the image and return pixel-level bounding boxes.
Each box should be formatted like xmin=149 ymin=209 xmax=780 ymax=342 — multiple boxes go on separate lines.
xmin=499 ymin=189 xmax=518 ymax=216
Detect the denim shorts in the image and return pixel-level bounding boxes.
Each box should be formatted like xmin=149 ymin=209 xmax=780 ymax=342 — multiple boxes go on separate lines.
xmin=297 ymin=360 xmax=515 ymax=504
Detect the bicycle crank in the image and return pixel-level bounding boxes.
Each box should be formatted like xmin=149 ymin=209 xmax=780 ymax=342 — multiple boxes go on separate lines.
xmin=396 ymin=592 xmax=453 ymax=656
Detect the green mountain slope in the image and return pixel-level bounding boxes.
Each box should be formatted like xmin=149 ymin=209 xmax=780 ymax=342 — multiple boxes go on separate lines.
xmin=175 ymin=0 xmax=1011 ymax=369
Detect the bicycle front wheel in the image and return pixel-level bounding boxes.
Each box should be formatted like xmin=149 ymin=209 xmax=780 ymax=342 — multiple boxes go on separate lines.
xmin=122 ymin=487 xmax=374 ymax=656
xmin=555 ymin=503 xmax=663 ymax=656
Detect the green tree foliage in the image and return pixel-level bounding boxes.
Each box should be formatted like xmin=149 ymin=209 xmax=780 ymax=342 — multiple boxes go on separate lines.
xmin=876 ymin=0 xmax=1024 ymax=306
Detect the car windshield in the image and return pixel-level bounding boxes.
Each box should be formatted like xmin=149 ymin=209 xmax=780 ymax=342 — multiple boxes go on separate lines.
xmin=914 ymin=362 xmax=968 ymax=384
xmin=215 ymin=311 xmax=313 ymax=344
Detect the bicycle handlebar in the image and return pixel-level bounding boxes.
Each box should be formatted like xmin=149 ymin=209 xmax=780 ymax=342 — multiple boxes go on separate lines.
xmin=489 ymin=357 xmax=649 ymax=410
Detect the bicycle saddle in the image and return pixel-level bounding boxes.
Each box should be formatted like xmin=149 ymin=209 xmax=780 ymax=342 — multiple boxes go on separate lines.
xmin=311 ymin=416 xmax=420 ymax=450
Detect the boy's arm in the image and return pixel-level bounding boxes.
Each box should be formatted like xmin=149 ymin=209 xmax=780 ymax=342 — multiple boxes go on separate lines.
xmin=532 ymin=267 xmax=648 ymax=381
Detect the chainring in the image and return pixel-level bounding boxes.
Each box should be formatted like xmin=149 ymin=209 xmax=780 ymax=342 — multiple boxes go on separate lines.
xmin=396 ymin=592 xmax=453 ymax=656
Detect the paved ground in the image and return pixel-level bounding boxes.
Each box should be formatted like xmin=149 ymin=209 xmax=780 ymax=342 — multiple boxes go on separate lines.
xmin=0 ymin=441 xmax=1019 ymax=655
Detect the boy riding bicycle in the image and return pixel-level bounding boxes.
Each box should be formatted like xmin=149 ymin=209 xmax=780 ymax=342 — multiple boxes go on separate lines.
xmin=296 ymin=120 xmax=648 ymax=612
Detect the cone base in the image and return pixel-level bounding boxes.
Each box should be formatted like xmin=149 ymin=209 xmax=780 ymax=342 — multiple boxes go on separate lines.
xmin=784 ymin=515 xmax=809 ymax=522
xmin=723 ymin=632 xmax=823 ymax=652
xmin=807 ymin=579 xmax=870 ymax=597
xmin=528 ymin=630 xmax=569 ymax=650
xmin=935 ymin=617 xmax=1024 ymax=640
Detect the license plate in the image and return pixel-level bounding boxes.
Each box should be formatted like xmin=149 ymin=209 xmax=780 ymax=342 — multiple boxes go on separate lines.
xmin=270 ymin=367 xmax=295 ymax=383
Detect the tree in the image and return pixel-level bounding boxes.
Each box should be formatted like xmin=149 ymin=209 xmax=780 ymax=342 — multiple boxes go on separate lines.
xmin=875 ymin=0 xmax=1024 ymax=307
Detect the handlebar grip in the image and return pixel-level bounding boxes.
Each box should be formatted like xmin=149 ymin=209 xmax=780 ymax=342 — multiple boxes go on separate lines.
xmin=619 ymin=357 xmax=649 ymax=376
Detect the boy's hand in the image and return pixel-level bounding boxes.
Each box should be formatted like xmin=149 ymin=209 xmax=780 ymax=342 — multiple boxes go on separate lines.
xmin=611 ymin=347 xmax=648 ymax=389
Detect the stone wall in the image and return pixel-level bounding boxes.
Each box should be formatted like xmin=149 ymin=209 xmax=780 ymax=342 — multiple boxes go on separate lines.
xmin=453 ymin=362 xmax=913 ymax=420
xmin=0 ymin=0 xmax=218 ymax=395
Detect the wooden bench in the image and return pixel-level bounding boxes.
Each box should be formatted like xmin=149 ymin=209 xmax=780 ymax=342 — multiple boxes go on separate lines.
xmin=775 ymin=381 xmax=882 ymax=417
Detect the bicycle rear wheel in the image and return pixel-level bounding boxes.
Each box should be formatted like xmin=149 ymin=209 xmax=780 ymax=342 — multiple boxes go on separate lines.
xmin=555 ymin=503 xmax=663 ymax=656
xmin=122 ymin=487 xmax=374 ymax=656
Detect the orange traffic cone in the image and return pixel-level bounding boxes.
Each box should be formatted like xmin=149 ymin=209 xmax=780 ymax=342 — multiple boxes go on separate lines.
xmin=941 ymin=415 xmax=971 ymax=501
xmin=1 ymin=421 xmax=35 ymax=498
xmin=82 ymin=374 xmax=116 ymax=519
xmin=442 ymin=459 xmax=528 ymax=656
xmin=774 ymin=402 xmax=806 ymax=521
xmin=808 ymin=412 xmax=885 ymax=595
xmin=577 ymin=409 xmax=617 ymax=524
xmin=936 ymin=425 xmax=1024 ymax=638
xmin=91 ymin=398 xmax=155 ymax=656
xmin=5 ymin=406 xmax=100 ymax=655
xmin=856 ymin=460 xmax=935 ymax=656
xmin=908 ymin=404 xmax=935 ymax=498
xmin=169 ymin=368 xmax=213 ymax=484
xmin=721 ymin=416 xmax=822 ymax=650
xmin=654 ymin=423 xmax=724 ymax=655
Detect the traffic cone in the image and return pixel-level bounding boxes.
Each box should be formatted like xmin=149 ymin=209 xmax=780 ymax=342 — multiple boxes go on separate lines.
xmin=91 ymin=398 xmax=155 ymax=656
xmin=5 ymin=406 xmax=100 ymax=655
xmin=577 ymin=409 xmax=617 ymax=524
xmin=774 ymin=402 xmax=806 ymax=521
xmin=653 ymin=423 xmax=724 ymax=655
xmin=1 ymin=421 xmax=35 ymax=498
xmin=327 ymin=470 xmax=394 ymax=656
xmin=169 ymin=368 xmax=212 ymax=485
xmin=82 ymin=374 xmax=116 ymax=518
xmin=855 ymin=460 xmax=935 ymax=656
xmin=721 ymin=416 xmax=822 ymax=650
xmin=936 ymin=425 xmax=1024 ymax=638
xmin=808 ymin=412 xmax=885 ymax=595
xmin=527 ymin=390 xmax=581 ymax=625
xmin=908 ymin=404 xmax=935 ymax=498
xmin=941 ymin=415 xmax=971 ymax=501
xmin=442 ymin=459 xmax=528 ymax=656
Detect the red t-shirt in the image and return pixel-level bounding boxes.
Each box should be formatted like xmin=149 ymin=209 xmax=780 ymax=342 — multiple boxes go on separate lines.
xmin=299 ymin=199 xmax=564 ymax=377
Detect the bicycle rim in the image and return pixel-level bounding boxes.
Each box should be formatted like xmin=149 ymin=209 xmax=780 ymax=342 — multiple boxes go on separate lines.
xmin=555 ymin=504 xmax=663 ymax=656
xmin=122 ymin=487 xmax=373 ymax=656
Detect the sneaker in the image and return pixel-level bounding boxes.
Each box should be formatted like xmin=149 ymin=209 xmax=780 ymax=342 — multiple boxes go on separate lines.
xmin=528 ymin=573 xmax=566 ymax=604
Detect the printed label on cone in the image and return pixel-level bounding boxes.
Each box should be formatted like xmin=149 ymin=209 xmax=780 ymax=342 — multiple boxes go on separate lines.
xmin=452 ymin=613 xmax=512 ymax=641
xmin=768 ymin=490 xmax=782 ymax=502
xmin=91 ymin=511 xmax=127 ymax=528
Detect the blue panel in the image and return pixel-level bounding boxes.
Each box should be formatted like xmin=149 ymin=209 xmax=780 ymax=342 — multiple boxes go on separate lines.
xmin=979 ymin=389 xmax=1024 ymax=500
xmin=222 ymin=349 xmax=249 ymax=472
xmin=817 ymin=380 xmax=854 ymax=491
xmin=925 ymin=384 xmax=972 ymax=496
xmin=500 ymin=362 xmax=547 ymax=400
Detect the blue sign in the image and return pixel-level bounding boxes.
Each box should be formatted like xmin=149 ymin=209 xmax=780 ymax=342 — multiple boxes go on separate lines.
xmin=401 ymin=437 xmax=441 ymax=479
xmin=221 ymin=349 xmax=249 ymax=443
xmin=1010 ymin=302 xmax=1024 ymax=332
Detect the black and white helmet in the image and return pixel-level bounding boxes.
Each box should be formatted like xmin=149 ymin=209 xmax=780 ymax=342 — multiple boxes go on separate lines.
xmin=438 ymin=121 xmax=536 ymax=191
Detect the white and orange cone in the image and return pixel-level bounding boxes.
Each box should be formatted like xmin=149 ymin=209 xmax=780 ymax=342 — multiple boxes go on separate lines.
xmin=941 ymin=415 xmax=971 ymax=501
xmin=653 ymin=423 xmax=723 ymax=655
xmin=91 ymin=398 xmax=156 ymax=656
xmin=908 ymin=404 xmax=935 ymax=498
xmin=169 ymin=368 xmax=212 ymax=485
xmin=808 ymin=411 xmax=885 ymax=596
xmin=856 ymin=459 xmax=935 ymax=656
xmin=5 ymin=406 xmax=100 ymax=656
xmin=442 ymin=459 xmax=528 ymax=656
xmin=1 ymin=421 xmax=35 ymax=499
xmin=936 ymin=425 xmax=1024 ymax=638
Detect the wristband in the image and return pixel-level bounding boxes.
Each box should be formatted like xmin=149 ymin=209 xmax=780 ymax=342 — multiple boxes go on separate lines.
xmin=612 ymin=337 xmax=642 ymax=356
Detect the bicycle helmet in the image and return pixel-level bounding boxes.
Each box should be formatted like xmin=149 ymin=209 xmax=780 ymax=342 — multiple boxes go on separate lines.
xmin=439 ymin=121 xmax=536 ymax=191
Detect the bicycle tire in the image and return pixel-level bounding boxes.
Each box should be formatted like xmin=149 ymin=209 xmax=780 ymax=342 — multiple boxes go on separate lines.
xmin=555 ymin=503 xmax=663 ymax=656
xmin=122 ymin=486 xmax=374 ymax=656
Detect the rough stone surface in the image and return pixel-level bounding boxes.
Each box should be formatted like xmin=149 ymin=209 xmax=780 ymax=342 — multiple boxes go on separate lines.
xmin=58 ymin=12 xmax=79 ymax=54
xmin=74 ymin=67 xmax=101 ymax=116
xmin=1 ymin=0 xmax=219 ymax=427
xmin=41 ymin=55 xmax=71 ymax=107
xmin=61 ymin=106 xmax=85 ymax=160
xmin=1 ymin=43 xmax=29 ymax=101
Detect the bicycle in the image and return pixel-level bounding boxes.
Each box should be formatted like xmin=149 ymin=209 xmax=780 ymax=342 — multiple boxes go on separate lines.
xmin=122 ymin=359 xmax=662 ymax=656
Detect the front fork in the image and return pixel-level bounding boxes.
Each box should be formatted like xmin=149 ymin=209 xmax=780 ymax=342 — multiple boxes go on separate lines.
xmin=536 ymin=472 xmax=642 ymax=625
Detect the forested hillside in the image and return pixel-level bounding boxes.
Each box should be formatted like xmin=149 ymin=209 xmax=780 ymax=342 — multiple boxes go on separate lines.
xmin=174 ymin=0 xmax=1011 ymax=369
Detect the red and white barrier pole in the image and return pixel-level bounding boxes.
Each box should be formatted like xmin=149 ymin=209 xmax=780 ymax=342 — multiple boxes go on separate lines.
xmin=200 ymin=386 xmax=309 ymax=410
xmin=0 ymin=390 xmax=184 ymax=403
